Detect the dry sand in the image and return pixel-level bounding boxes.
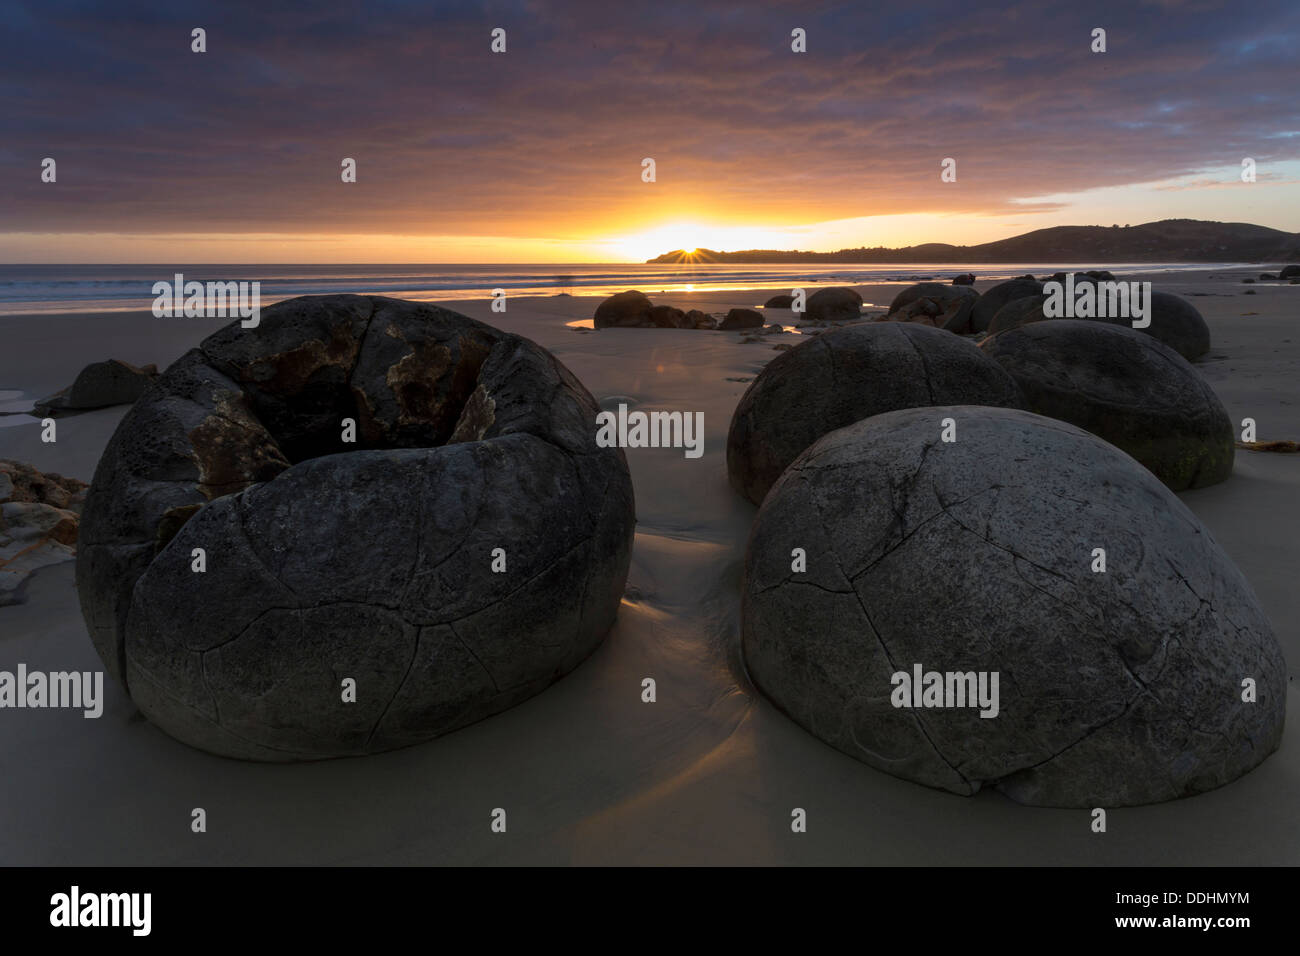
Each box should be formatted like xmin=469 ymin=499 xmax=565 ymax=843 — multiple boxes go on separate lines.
xmin=0 ymin=268 xmax=1296 ymax=864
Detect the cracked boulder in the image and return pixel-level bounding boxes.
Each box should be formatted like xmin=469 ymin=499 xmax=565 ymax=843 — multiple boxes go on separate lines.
xmin=648 ymin=305 xmax=687 ymax=328
xmin=742 ymin=405 xmax=1285 ymax=807
xmin=76 ymin=294 xmax=635 ymax=760
xmin=982 ymin=321 xmax=1233 ymax=490
xmin=726 ymin=323 xmax=1023 ymax=505
xmin=1 ymin=460 xmax=88 ymax=606
xmin=886 ymin=283 xmax=978 ymax=333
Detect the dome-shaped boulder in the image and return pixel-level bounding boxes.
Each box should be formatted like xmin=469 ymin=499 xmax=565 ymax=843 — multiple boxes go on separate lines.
xmin=594 ymin=290 xmax=654 ymax=328
xmin=988 ymin=287 xmax=1211 ymax=361
xmin=803 ymin=287 xmax=863 ymax=323
xmin=981 ymin=320 xmax=1231 ymax=489
xmin=726 ymin=323 xmax=1022 ymax=505
xmin=971 ymin=279 xmax=1044 ymax=333
xmin=742 ymin=406 xmax=1285 ymax=807
xmin=720 ymin=307 xmax=764 ymax=330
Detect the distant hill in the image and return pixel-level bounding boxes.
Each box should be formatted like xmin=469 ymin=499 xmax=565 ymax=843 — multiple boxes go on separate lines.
xmin=647 ymin=220 xmax=1300 ymax=264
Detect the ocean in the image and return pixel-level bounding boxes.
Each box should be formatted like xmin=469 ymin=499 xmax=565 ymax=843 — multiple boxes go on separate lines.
xmin=0 ymin=262 xmax=1234 ymax=316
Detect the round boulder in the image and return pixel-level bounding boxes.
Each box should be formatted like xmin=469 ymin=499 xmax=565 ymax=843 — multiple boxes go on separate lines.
xmin=76 ymin=295 xmax=636 ymax=760
xmin=742 ymin=405 xmax=1285 ymax=807
xmin=981 ymin=320 xmax=1232 ymax=490
xmin=1278 ymin=265 xmax=1300 ymax=280
xmin=726 ymin=323 xmax=1022 ymax=505
xmin=594 ymin=290 xmax=654 ymax=328
xmin=684 ymin=309 xmax=716 ymax=330
xmin=764 ymin=294 xmax=795 ymax=309
xmin=1060 ymin=290 xmax=1214 ymax=361
xmin=720 ymin=307 xmax=764 ymax=331
xmin=988 ymin=288 xmax=1211 ymax=361
xmin=971 ymin=279 xmax=1044 ymax=333
xmin=1141 ymin=291 xmax=1211 ymax=361
xmin=986 ymin=294 xmax=1048 ymax=334
xmin=804 ymin=287 xmax=863 ymax=323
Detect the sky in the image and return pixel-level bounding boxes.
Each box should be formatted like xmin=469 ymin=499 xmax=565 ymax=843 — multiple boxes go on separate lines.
xmin=1 ymin=0 xmax=1298 ymax=262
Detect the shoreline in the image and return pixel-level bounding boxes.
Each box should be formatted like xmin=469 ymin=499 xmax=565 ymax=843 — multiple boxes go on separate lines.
xmin=1 ymin=261 xmax=1289 ymax=318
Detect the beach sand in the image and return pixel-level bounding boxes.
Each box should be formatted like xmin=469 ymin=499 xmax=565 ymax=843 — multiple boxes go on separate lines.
xmin=1 ymin=268 xmax=1296 ymax=864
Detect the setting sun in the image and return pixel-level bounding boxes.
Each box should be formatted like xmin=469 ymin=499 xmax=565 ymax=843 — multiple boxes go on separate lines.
xmin=609 ymin=222 xmax=799 ymax=262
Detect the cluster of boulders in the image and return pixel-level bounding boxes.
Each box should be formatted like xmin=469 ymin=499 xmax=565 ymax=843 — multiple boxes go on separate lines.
xmin=0 ymin=460 xmax=87 ymax=606
xmin=863 ymin=273 xmax=1212 ymax=363
xmin=76 ymin=295 xmax=635 ymax=761
xmin=596 ymin=265 xmax=1272 ymax=355
xmin=593 ymin=287 xmax=869 ymax=331
xmin=761 ymin=288 xmax=870 ymax=329
xmin=34 ymin=359 xmax=158 ymax=416
xmin=593 ymin=290 xmax=720 ymax=329
xmin=1256 ymin=265 xmax=1300 ymax=283
xmin=728 ymin=296 xmax=1285 ymax=806
xmin=728 ymin=305 xmax=1228 ymax=498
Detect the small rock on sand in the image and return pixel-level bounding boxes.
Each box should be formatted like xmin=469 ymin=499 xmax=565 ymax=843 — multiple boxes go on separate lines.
xmin=35 ymin=359 xmax=158 ymax=415
xmin=720 ymin=308 xmax=764 ymax=331
xmin=594 ymin=290 xmax=654 ymax=328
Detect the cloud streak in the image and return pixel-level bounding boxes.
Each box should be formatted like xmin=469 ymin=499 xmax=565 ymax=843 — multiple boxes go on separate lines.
xmin=1 ymin=0 xmax=1298 ymax=247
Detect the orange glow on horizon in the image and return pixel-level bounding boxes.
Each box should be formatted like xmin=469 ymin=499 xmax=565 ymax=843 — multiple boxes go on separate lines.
xmin=0 ymin=216 xmax=1007 ymax=263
